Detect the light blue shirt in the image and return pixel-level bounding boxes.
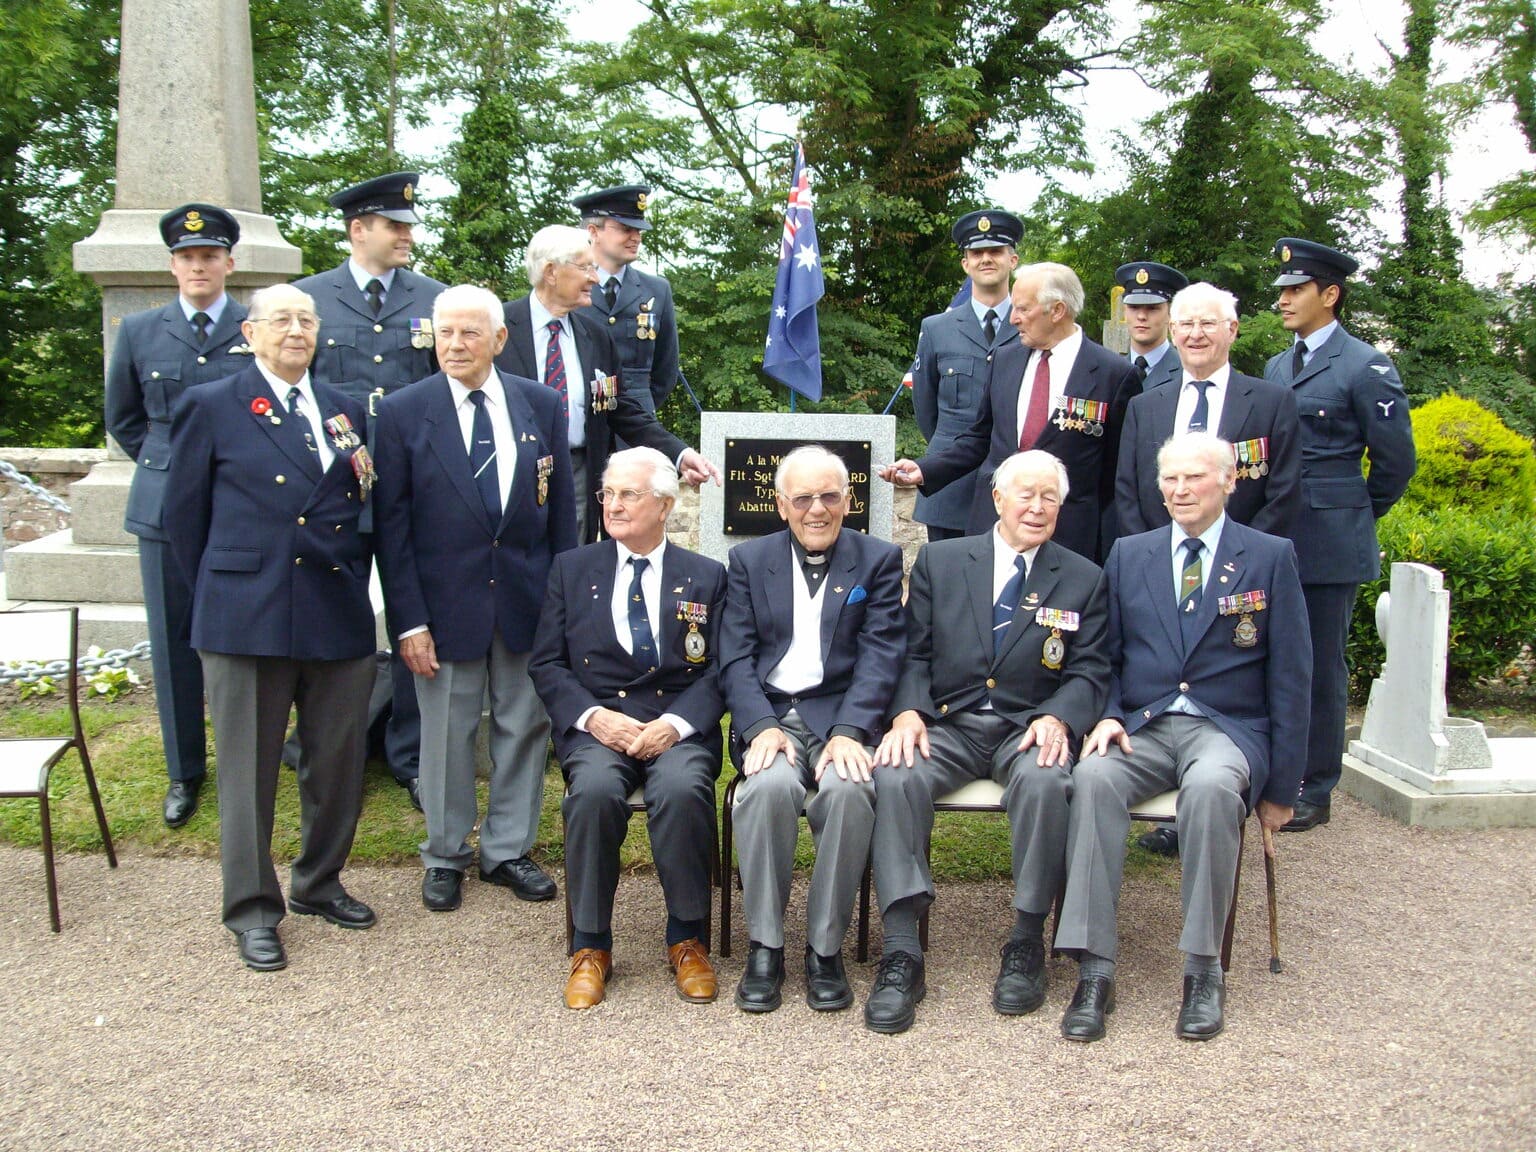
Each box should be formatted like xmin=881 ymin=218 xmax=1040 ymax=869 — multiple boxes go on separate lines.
xmin=970 ymin=294 xmax=1007 ymax=337
xmin=178 ymin=294 xmax=229 ymax=327
xmin=1166 ymin=514 xmax=1227 ymax=716
xmin=1133 ymin=340 xmax=1173 ymax=369
xmin=346 ymin=259 xmax=396 ymax=297
xmin=1293 ymin=320 xmax=1338 ymax=369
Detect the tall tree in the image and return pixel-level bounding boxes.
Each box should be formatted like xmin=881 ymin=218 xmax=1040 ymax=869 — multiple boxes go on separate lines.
xmin=1451 ymin=0 xmax=1536 ymax=247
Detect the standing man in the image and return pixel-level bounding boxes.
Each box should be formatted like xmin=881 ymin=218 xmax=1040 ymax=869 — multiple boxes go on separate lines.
xmin=495 ymin=224 xmax=717 ymax=543
xmin=166 ymin=284 xmax=379 ymax=972
xmin=575 ymin=184 xmax=683 ymax=417
xmin=531 ymin=448 xmax=727 ymax=1009
xmin=107 ymin=204 xmax=250 ymax=829
xmin=1056 ymin=432 xmax=1310 ymax=1042
xmin=907 ymin=210 xmax=1022 ymax=542
xmin=720 ymin=446 xmax=906 ymax=1015
xmin=373 ymin=285 xmax=577 ymax=915
xmin=882 ymin=263 xmax=1141 ymax=561
xmin=1115 ymin=260 xmax=1187 ymax=393
xmin=867 ymin=451 xmax=1109 ymax=1035
xmin=1264 ymin=238 xmax=1416 ymax=831
xmin=294 ymin=171 xmax=448 ymax=809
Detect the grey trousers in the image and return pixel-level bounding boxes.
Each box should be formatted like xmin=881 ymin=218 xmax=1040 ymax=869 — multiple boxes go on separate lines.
xmin=415 ymin=636 xmax=548 ymax=872
xmin=562 ymin=739 xmax=717 ymax=943
xmin=201 ymin=650 xmax=374 ymax=933
xmin=733 ymin=713 xmax=874 ymax=956
xmin=1056 ymin=714 xmax=1249 ymax=962
xmin=871 ymin=710 xmax=1070 ymax=920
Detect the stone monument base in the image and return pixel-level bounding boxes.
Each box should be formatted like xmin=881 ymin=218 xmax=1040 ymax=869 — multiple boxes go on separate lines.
xmin=1341 ymin=745 xmax=1536 ymax=828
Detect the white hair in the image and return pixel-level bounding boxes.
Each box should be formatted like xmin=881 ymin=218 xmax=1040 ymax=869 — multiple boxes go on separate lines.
xmin=1017 ymin=262 xmax=1085 ymax=318
xmin=1170 ymin=282 xmax=1239 ymax=323
xmin=775 ymin=445 xmax=849 ymax=493
xmin=431 ymin=284 xmax=505 ymax=334
xmin=525 ymin=225 xmax=591 ymax=288
xmin=1157 ymin=431 xmax=1236 ymax=483
xmin=248 ymin=283 xmax=317 ymax=323
xmin=992 ymin=449 xmax=1069 ymax=501
xmin=604 ymin=446 xmax=679 ymax=502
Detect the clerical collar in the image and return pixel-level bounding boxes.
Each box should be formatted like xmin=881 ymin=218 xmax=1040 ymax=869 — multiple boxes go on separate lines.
xmin=789 ymin=534 xmax=836 ymax=592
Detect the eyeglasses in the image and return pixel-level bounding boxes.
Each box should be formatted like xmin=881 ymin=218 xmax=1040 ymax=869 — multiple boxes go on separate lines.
xmin=1171 ymin=318 xmax=1227 ymax=335
xmin=563 ymin=260 xmax=600 ymax=277
xmin=596 ymin=487 xmax=657 ymax=506
xmin=251 ymin=313 xmax=318 ymax=331
xmin=781 ymin=490 xmax=847 ymax=512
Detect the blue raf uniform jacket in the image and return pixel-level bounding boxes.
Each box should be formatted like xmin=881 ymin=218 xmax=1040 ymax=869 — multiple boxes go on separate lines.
xmin=106 ymin=299 xmax=251 ymax=541
xmin=580 ymin=266 xmax=682 ymax=416
xmin=371 ymin=369 xmax=578 ymax=662
xmin=1264 ymin=324 xmax=1416 ymax=585
xmin=908 ymin=303 xmax=1019 ymax=533
xmin=530 ymin=541 xmax=727 ymax=765
xmin=164 ymin=364 xmax=376 ymax=661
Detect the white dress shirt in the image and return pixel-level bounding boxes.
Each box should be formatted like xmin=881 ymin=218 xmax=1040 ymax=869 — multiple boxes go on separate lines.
xmin=1166 ymin=514 xmax=1227 ymax=715
xmin=253 ymin=361 xmax=335 ymax=472
xmin=1017 ymin=326 xmax=1084 ymax=444
xmin=1174 ymin=361 xmax=1232 ymax=436
xmin=529 ymin=293 xmax=585 ymax=449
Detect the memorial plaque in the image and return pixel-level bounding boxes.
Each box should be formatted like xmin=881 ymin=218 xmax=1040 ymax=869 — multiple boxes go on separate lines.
xmin=722 ymin=438 xmax=873 ymax=536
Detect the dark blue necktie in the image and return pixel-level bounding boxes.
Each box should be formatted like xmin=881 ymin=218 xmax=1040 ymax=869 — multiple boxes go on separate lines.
xmin=1188 ymin=380 xmax=1212 ymax=432
xmin=467 ymin=390 xmax=500 ymax=523
xmin=1291 ymin=341 xmax=1306 ymax=378
xmin=285 ymin=386 xmax=320 ymax=469
xmin=1178 ymin=538 xmax=1204 ymax=645
xmin=993 ymin=554 xmax=1027 ymax=656
xmin=627 ymin=557 xmax=656 ymax=668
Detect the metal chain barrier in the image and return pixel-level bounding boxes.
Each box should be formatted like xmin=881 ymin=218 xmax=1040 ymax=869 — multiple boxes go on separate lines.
xmin=0 ymin=640 xmax=153 ymax=684
xmin=0 ymin=459 xmax=73 ymax=515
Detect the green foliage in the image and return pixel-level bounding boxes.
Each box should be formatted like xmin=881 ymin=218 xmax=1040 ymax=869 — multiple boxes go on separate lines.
xmin=1449 ymin=1 xmax=1536 ymax=247
xmin=1399 ymin=393 xmax=1536 ymax=515
xmin=1350 ymin=504 xmax=1536 ymax=694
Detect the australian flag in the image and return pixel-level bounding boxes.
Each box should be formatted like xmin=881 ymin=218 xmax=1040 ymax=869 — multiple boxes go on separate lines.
xmin=763 ymin=143 xmax=825 ymax=402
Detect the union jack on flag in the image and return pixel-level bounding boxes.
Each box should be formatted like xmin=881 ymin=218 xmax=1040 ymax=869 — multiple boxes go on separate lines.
xmin=763 ymin=142 xmax=825 ymax=402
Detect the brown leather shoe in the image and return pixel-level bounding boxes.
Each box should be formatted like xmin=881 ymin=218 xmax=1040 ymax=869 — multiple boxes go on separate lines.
xmin=667 ymin=938 xmax=718 ymax=1003
xmin=564 ymin=948 xmax=612 ymax=1010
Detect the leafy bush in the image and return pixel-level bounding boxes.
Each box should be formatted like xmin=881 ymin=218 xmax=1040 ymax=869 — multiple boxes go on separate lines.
xmin=1398 ymin=393 xmax=1536 ymax=516
xmin=1349 ymin=504 xmax=1536 ymax=697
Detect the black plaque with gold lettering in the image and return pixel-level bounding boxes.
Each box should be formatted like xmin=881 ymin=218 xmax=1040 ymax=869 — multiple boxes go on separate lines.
xmin=722 ymin=439 xmax=873 ymax=535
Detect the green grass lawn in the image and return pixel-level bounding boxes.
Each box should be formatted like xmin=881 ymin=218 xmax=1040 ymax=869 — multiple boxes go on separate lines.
xmin=0 ymin=692 xmax=1174 ymax=885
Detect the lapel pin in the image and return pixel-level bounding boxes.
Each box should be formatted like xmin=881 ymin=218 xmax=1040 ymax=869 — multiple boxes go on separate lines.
xmin=1223 ymin=562 xmax=1235 ymax=572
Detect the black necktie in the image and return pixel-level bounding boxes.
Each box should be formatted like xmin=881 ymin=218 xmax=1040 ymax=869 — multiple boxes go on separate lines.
xmin=627 ymin=557 xmax=656 ymax=667
xmin=982 ymin=309 xmax=997 ymax=344
xmin=285 ymin=386 xmax=319 ymax=460
xmin=1188 ymin=380 xmax=1212 ymax=432
xmin=800 ymin=551 xmax=827 ymax=592
xmin=1178 ymin=538 xmax=1204 ymax=644
xmin=1134 ymin=354 xmax=1149 ymax=380
xmin=467 ymin=390 xmax=501 ymax=523
xmin=993 ymin=554 xmax=1027 ymax=655
xmin=366 ymin=278 xmax=384 ymax=317
xmin=1291 ymin=341 xmax=1306 ymax=378
xmin=191 ymin=311 xmax=211 ymax=347
xmin=604 ymin=279 xmax=618 ymax=312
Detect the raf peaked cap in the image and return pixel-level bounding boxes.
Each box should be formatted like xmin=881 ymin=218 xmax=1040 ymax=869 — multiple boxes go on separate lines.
xmin=159 ymin=203 xmax=240 ymax=251
xmin=952 ymin=209 xmax=1023 ymax=250
xmin=328 ymin=172 xmax=422 ymax=224
xmin=1272 ymin=238 xmax=1359 ymax=286
xmin=573 ymin=184 xmax=652 ymax=231
xmin=1115 ymin=261 xmax=1188 ymax=306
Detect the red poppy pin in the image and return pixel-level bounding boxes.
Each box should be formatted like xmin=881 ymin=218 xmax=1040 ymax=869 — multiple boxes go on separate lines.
xmin=251 ymin=397 xmax=271 ymax=416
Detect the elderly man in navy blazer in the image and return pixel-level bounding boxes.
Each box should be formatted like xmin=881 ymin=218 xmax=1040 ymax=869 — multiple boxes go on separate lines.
xmin=495 ymin=224 xmax=718 ymax=544
xmin=531 ymin=447 xmax=727 ymax=1009
xmin=1055 ymin=431 xmax=1311 ymax=1043
xmin=721 ymin=446 xmax=906 ymax=1015
xmin=107 ymin=203 xmax=250 ymax=829
xmin=373 ymin=284 xmax=578 ymax=915
xmin=882 ymin=262 xmax=1141 ymax=562
xmin=166 ymin=284 xmax=380 ymax=973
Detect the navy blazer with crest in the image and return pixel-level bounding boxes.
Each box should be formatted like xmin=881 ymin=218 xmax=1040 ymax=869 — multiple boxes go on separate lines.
xmin=164 ymin=363 xmax=376 ymax=661
xmin=371 ymin=368 xmax=578 ymax=661
xmin=530 ymin=539 xmax=727 ymax=765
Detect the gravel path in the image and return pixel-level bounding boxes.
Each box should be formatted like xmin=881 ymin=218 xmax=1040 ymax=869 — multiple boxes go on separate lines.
xmin=2 ymin=792 xmax=1532 ymax=1152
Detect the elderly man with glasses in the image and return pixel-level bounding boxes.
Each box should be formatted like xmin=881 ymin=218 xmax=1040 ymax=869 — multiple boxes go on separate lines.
xmin=720 ymin=445 xmax=906 ymax=1016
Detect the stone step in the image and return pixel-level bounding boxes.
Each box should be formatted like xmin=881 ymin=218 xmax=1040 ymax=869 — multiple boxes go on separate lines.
xmin=4 ymin=529 xmax=143 ymax=603
xmin=69 ymin=460 xmax=137 ymax=547
xmin=0 ymin=578 xmax=153 ymax=656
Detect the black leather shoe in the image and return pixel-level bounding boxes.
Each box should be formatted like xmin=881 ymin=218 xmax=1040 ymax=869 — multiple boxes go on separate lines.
xmin=402 ymin=778 xmax=423 ymax=812
xmin=993 ymin=936 xmax=1047 ymax=1015
xmin=1281 ymin=800 xmax=1330 ymax=832
xmin=163 ymin=779 xmax=202 ymax=828
xmin=480 ymin=856 xmax=557 ymax=901
xmin=805 ymin=947 xmax=852 ymax=1012
xmin=236 ymin=927 xmax=286 ymax=972
xmin=734 ymin=943 xmax=785 ymax=1012
xmin=1061 ymin=975 xmax=1115 ymax=1042
xmin=864 ymin=950 xmax=925 ymax=1035
xmin=288 ymin=892 xmax=376 ymax=929
xmin=1176 ymin=974 xmax=1226 ymax=1040
xmin=1137 ymin=827 xmax=1180 ymax=856
xmin=422 ymin=867 xmax=464 ymax=911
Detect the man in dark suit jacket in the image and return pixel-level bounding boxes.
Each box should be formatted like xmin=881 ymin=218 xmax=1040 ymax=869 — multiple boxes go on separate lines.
xmin=531 ymin=447 xmax=727 ymax=1010
xmin=1055 ymin=431 xmax=1311 ymax=1043
xmin=1115 ymin=260 xmax=1187 ymax=394
xmin=1264 ymin=238 xmax=1416 ymax=830
xmin=165 ymin=284 xmax=380 ymax=973
xmin=867 ymin=450 xmax=1110 ymax=1035
xmin=373 ymin=284 xmax=578 ymax=916
xmin=495 ymin=224 xmax=718 ymax=544
xmin=106 ymin=203 xmax=250 ymax=829
xmin=883 ymin=262 xmax=1141 ymax=561
xmin=720 ymin=446 xmax=906 ymax=1016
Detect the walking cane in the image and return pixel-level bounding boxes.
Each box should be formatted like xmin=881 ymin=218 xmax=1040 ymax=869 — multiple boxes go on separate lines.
xmin=1262 ymin=825 xmax=1281 ymax=974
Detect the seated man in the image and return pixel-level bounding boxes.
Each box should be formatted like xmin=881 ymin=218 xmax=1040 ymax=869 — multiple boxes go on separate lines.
xmin=868 ymin=450 xmax=1109 ymax=1034
xmin=720 ymin=445 xmax=906 ymax=1014
xmin=1056 ymin=431 xmax=1310 ymax=1043
xmin=531 ymin=447 xmax=727 ymax=1009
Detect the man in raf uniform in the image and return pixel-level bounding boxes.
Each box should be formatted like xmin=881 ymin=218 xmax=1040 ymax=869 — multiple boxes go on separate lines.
xmin=1115 ymin=260 xmax=1187 ymax=394
xmin=293 ymin=171 xmax=449 ymax=809
xmin=906 ymin=209 xmax=1023 ymax=542
xmin=575 ymin=184 xmax=685 ymax=417
xmin=1263 ymin=238 xmax=1416 ymax=831
xmin=106 ymin=203 xmax=250 ymax=829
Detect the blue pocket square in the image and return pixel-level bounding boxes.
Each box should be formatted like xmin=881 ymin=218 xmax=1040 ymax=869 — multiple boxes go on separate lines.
xmin=846 ymin=585 xmax=867 ymax=605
